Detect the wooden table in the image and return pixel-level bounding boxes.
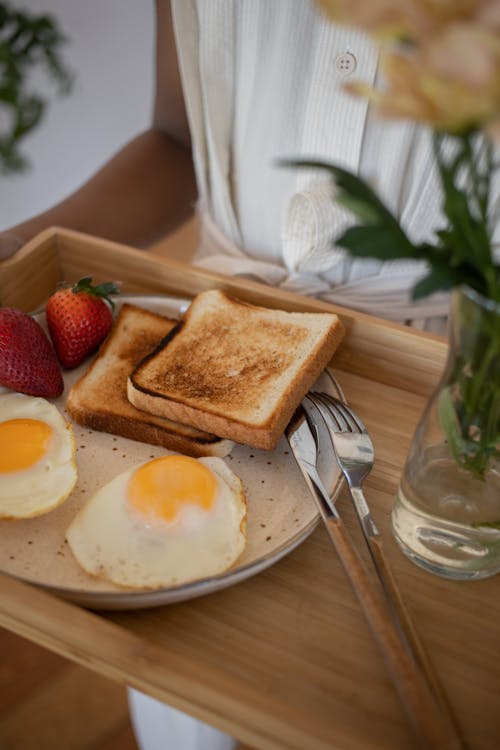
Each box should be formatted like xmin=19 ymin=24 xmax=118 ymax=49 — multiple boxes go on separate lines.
xmin=1 ymin=227 xmax=499 ymax=750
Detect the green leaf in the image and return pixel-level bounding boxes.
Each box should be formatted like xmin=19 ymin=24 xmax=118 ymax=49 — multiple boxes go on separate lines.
xmin=281 ymin=158 xmax=424 ymax=259
xmin=282 ymin=159 xmax=395 ymax=222
xmin=280 ymin=151 xmax=500 ymax=303
xmin=411 ymin=268 xmax=455 ymax=299
xmin=334 ymin=193 xmax=381 ymax=224
xmin=338 ymin=225 xmax=417 ymax=260
xmin=438 ymin=387 xmax=469 ymax=466
xmin=72 ymin=276 xmax=121 ymax=311
xmin=422 ymin=247 xmax=490 ymax=295
xmin=0 ymin=2 xmax=73 ymax=173
xmin=433 ymin=134 xmax=493 ymax=273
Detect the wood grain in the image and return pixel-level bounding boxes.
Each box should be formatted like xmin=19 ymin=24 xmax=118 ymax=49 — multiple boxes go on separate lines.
xmin=0 ymin=227 xmax=499 ymax=750
xmin=0 ymin=627 xmax=139 ymax=750
xmin=368 ymin=533 xmax=466 ymax=745
xmin=0 ymin=226 xmax=447 ymax=396
xmin=324 ymin=516 xmax=462 ymax=750
xmin=0 ymin=627 xmax=252 ymax=750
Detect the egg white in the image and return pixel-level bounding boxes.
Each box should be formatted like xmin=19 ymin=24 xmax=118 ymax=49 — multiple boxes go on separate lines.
xmin=0 ymin=393 xmax=77 ymax=519
xmin=66 ymin=456 xmax=247 ymax=590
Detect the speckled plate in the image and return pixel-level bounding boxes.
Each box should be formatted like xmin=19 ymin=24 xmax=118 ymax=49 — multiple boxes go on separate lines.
xmin=0 ymin=295 xmax=344 ymax=610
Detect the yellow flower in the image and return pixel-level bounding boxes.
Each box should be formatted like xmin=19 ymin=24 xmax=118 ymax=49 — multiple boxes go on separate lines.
xmin=486 ymin=116 xmax=500 ymax=143
xmin=476 ymin=0 xmax=500 ymax=31
xmin=316 ymin=0 xmax=421 ymax=39
xmin=425 ymin=22 xmax=500 ymax=89
xmin=348 ymin=23 xmax=500 ymax=133
xmin=317 ymin=0 xmax=498 ymax=41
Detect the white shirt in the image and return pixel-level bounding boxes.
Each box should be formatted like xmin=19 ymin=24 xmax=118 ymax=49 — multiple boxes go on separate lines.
xmin=171 ymin=0 xmax=451 ymax=329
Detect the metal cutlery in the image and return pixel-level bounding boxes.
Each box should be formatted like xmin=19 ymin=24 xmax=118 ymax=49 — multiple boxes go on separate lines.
xmin=307 ymin=393 xmax=376 ymax=539
xmin=287 ymin=396 xmax=464 ymax=750
xmin=306 ymin=392 xmax=465 ymax=746
xmin=287 ymin=405 xmax=343 ymax=522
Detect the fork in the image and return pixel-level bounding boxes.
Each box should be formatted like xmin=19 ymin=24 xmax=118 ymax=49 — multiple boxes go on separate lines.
xmin=307 ymin=392 xmax=465 ymax=746
xmin=297 ymin=397 xmax=463 ymax=749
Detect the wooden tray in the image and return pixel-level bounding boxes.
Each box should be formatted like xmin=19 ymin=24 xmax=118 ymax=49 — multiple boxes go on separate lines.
xmin=1 ymin=227 xmax=498 ymax=750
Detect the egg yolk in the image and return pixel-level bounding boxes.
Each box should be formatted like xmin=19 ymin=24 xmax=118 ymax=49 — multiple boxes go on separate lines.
xmin=0 ymin=418 xmax=53 ymax=473
xmin=127 ymin=455 xmax=217 ymax=524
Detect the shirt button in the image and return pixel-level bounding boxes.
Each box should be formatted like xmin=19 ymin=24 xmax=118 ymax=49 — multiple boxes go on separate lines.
xmin=335 ymin=52 xmax=357 ymax=76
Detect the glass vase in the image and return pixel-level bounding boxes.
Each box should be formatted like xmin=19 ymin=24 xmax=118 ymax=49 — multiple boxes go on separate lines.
xmin=392 ymin=286 xmax=500 ymax=580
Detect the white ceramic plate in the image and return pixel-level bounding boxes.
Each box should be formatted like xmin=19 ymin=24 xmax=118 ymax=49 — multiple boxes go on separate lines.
xmin=0 ymin=295 xmax=344 ymax=610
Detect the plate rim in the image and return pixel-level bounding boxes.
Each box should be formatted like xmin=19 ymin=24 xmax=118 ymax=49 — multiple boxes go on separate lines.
xmin=2 ymin=293 xmax=343 ymax=610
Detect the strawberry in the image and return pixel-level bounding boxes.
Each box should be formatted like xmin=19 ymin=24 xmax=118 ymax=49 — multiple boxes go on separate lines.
xmin=0 ymin=308 xmax=64 ymax=397
xmin=46 ymin=277 xmax=120 ymax=368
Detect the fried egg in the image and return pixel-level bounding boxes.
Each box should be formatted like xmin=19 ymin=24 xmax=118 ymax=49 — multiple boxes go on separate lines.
xmin=0 ymin=393 xmax=77 ymax=519
xmin=66 ymin=454 xmax=247 ymax=589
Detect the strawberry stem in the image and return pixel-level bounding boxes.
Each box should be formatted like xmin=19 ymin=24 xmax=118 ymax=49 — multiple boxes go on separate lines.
xmin=71 ymin=276 xmax=121 ymax=310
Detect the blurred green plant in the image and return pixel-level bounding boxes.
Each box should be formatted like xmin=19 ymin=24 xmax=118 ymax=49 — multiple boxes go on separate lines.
xmin=284 ymin=1 xmax=500 ymax=481
xmin=0 ymin=2 xmax=72 ymax=174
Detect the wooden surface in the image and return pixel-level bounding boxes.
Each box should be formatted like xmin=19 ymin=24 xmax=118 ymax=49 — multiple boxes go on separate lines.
xmin=0 ymin=626 xmax=252 ymax=750
xmin=1 ymin=227 xmax=499 ymax=750
xmin=0 ymin=627 xmax=139 ymax=750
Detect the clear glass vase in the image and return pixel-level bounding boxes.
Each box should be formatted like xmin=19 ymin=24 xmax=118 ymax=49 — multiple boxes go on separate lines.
xmin=392 ymin=286 xmax=500 ymax=580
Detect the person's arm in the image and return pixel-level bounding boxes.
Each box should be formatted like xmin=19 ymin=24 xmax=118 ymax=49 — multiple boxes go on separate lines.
xmin=1 ymin=0 xmax=196 ymax=258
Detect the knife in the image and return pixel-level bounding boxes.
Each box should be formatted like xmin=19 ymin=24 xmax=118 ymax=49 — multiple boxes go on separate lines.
xmin=286 ymin=405 xmax=464 ymax=750
xmin=287 ymin=406 xmax=341 ymax=522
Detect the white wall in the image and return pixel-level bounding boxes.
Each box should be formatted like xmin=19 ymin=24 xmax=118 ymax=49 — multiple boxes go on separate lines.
xmin=0 ymin=1 xmax=155 ymax=230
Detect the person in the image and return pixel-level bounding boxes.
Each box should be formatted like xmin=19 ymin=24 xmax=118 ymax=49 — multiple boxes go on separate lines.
xmin=0 ymin=2 xmax=459 ymax=748
xmin=1 ymin=0 xmax=453 ymax=330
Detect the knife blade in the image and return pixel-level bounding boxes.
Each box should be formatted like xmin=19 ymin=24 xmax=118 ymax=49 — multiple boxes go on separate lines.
xmin=286 ymin=406 xmax=341 ymax=519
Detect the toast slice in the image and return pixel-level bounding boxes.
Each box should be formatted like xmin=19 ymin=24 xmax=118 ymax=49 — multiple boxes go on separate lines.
xmin=127 ymin=289 xmax=345 ymax=450
xmin=67 ymin=304 xmax=234 ymax=457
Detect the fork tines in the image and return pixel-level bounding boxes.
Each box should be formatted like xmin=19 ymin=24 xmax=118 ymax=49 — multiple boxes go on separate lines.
xmin=311 ymin=392 xmax=366 ymax=434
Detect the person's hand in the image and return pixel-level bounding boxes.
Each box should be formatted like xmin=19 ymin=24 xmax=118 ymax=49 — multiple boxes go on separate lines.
xmin=0 ymin=233 xmax=24 ymax=261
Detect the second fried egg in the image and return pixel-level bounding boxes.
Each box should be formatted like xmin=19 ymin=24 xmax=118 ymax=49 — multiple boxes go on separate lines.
xmin=66 ymin=454 xmax=247 ymax=589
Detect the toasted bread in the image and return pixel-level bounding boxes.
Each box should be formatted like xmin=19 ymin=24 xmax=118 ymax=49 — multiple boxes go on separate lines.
xmin=127 ymin=290 xmax=345 ymax=450
xmin=67 ymin=304 xmax=234 ymax=457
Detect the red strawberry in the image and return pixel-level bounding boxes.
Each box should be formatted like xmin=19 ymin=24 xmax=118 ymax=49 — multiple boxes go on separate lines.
xmin=0 ymin=308 xmax=64 ymax=397
xmin=46 ymin=277 xmax=120 ymax=368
